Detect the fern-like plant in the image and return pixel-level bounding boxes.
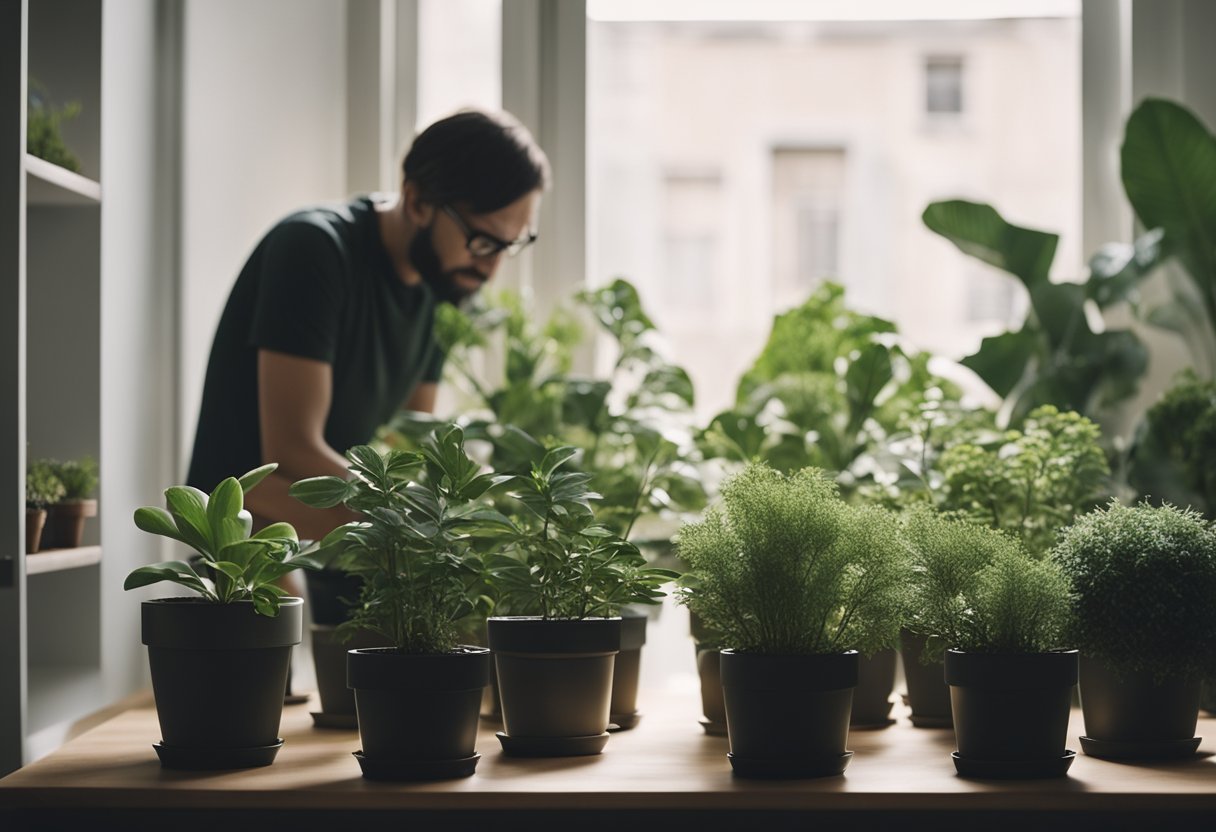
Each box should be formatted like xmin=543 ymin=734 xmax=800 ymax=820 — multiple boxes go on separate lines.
xmin=1052 ymin=501 xmax=1216 ymax=681
xmin=676 ymin=464 xmax=909 ymax=656
xmin=905 ymin=509 xmax=1071 ymax=658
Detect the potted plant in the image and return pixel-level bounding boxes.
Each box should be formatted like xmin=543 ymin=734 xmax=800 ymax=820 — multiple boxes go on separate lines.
xmin=42 ymin=456 xmax=98 ymax=549
xmin=485 ymin=444 xmax=676 ymax=757
xmin=123 ymin=463 xmax=315 ymax=769
xmin=25 ymin=459 xmax=64 ymax=554
xmin=906 ymin=509 xmax=1076 ymax=778
xmin=677 ymin=464 xmax=909 ymax=778
xmin=291 ymin=428 xmax=500 ymax=780
xmin=1053 ymin=501 xmax=1216 ymax=760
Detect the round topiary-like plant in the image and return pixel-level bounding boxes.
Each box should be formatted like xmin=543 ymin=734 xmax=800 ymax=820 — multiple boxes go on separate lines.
xmin=676 ymin=463 xmax=909 ymax=656
xmin=1052 ymin=501 xmax=1216 ymax=681
xmin=905 ymin=508 xmax=1071 ymax=658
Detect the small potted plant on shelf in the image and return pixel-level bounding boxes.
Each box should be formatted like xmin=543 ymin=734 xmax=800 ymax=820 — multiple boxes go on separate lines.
xmin=42 ymin=456 xmax=98 ymax=549
xmin=677 ymin=463 xmax=909 ymax=778
xmin=291 ymin=428 xmax=501 ymax=780
xmin=485 ymin=444 xmax=677 ymax=758
xmin=123 ymin=463 xmax=316 ymax=770
xmin=25 ymin=459 xmax=64 ymax=554
xmin=906 ymin=509 xmax=1076 ymax=778
xmin=1053 ymin=501 xmax=1216 ymax=760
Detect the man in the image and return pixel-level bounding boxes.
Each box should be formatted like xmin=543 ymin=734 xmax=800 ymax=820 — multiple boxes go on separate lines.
xmin=186 ymin=109 xmax=549 ymax=540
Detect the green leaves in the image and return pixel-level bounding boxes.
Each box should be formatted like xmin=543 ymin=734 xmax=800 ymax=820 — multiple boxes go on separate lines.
xmin=923 ymin=199 xmax=1148 ymax=424
xmin=297 ymin=430 xmax=500 ymax=654
xmin=125 ymin=463 xmax=308 ymax=616
xmin=904 ymin=508 xmax=1070 ymax=657
xmin=1122 ymin=98 xmax=1216 ymax=323
xmin=938 ymin=405 xmax=1109 ymax=557
xmin=922 ymin=199 xmax=1057 ymax=288
xmin=289 ymin=475 xmax=353 ymax=509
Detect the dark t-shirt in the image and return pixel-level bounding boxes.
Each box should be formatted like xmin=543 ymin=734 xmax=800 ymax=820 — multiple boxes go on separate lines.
xmin=186 ymin=196 xmax=444 ymax=492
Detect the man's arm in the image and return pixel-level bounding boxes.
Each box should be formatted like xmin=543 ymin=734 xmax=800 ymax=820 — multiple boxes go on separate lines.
xmin=403 ymin=381 xmax=438 ymax=414
xmin=249 ymin=349 xmax=359 ymax=541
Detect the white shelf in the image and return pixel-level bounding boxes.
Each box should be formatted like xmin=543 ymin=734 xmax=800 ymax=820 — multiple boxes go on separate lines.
xmin=26 ymin=545 xmax=101 ymax=576
xmin=25 ymin=153 xmax=101 ymax=205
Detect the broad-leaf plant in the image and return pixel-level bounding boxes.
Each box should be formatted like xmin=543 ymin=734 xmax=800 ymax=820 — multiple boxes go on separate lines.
xmin=124 ymin=464 xmax=315 ymax=616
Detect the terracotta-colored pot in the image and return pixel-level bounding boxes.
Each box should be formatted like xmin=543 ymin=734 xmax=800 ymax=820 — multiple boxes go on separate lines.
xmin=25 ymin=507 xmax=47 ymax=554
xmin=42 ymin=499 xmax=98 ymax=549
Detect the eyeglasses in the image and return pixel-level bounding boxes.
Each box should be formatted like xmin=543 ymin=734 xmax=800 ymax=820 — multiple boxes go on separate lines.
xmin=442 ymin=205 xmax=537 ymax=258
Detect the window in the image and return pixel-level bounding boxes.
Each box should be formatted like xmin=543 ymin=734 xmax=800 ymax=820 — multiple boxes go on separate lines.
xmin=416 ymin=0 xmax=501 ymax=129
xmin=588 ymin=3 xmax=1082 ymax=419
xmin=772 ymin=148 xmax=846 ymax=310
xmin=926 ymin=56 xmax=964 ymax=115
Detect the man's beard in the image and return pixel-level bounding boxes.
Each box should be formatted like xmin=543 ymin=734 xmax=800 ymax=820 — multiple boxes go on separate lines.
xmin=408 ymin=225 xmax=486 ymax=307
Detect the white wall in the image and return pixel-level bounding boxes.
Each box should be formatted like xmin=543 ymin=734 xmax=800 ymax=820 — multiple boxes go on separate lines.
xmin=179 ymin=0 xmax=348 ymax=472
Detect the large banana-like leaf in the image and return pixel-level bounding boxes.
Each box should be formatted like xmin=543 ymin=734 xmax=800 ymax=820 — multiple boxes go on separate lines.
xmin=1122 ymin=98 xmax=1216 ymax=328
xmin=922 ymin=200 xmax=1058 ymax=288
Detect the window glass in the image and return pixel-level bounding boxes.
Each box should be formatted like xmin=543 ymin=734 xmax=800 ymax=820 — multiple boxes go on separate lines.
xmin=416 ymin=0 xmax=502 ymax=129
xmin=587 ymin=1 xmax=1082 ymax=420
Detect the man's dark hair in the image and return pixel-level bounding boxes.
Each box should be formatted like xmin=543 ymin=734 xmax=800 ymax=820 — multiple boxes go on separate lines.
xmin=403 ymin=109 xmax=551 ymax=215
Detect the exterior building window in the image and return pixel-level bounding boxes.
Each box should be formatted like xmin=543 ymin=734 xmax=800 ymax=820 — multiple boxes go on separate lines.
xmin=926 ymin=56 xmax=964 ymax=115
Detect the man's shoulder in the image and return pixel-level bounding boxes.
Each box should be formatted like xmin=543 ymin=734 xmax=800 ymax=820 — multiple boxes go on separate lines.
xmin=264 ymin=196 xmax=373 ymax=253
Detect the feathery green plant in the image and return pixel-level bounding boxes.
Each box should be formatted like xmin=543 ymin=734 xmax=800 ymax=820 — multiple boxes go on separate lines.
xmin=904 ymin=508 xmax=1070 ymax=658
xmin=1052 ymin=501 xmax=1216 ymax=681
xmin=676 ymin=464 xmax=909 ymax=656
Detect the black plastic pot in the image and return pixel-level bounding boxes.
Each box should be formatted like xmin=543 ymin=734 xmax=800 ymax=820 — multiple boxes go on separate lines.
xmin=945 ymin=649 xmax=1077 ymax=778
xmin=309 ymin=625 xmax=391 ymax=728
xmin=609 ymin=610 xmax=647 ymax=731
xmin=851 ymin=649 xmax=897 ymax=729
xmin=1078 ymin=655 xmax=1203 ymax=760
xmin=304 ymin=567 xmax=364 ymax=626
xmin=900 ymin=629 xmax=952 ymax=728
xmin=348 ymin=646 xmax=490 ymax=780
xmin=142 ymin=597 xmax=302 ymax=769
xmin=487 ymin=616 xmax=621 ymax=757
xmin=1202 ymin=679 xmax=1216 ymax=716
xmin=721 ymin=649 xmax=857 ymax=778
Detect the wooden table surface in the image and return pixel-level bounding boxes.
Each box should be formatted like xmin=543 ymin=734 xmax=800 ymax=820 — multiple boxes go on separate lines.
xmin=1 ymin=690 xmax=1214 ymax=818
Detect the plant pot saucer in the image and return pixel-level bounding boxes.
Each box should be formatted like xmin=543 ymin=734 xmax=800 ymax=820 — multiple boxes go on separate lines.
xmin=353 ymin=750 xmax=480 ymax=781
xmin=698 ymin=719 xmax=728 ymax=737
xmin=850 ymin=717 xmax=896 ymax=730
xmin=496 ymin=731 xmax=609 ymax=757
xmin=1080 ymin=735 xmax=1202 ymax=760
xmin=608 ymin=712 xmax=641 ymax=732
xmin=951 ymin=750 xmax=1076 ymax=779
xmin=908 ymin=714 xmax=954 ymax=729
xmin=727 ymin=750 xmax=852 ymax=779
xmin=310 ymin=711 xmax=358 ymax=730
xmin=153 ymin=739 xmax=283 ymax=770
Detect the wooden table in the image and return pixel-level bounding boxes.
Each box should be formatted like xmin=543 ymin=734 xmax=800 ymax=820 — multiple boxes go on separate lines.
xmin=2 ymin=691 xmax=1214 ymax=831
